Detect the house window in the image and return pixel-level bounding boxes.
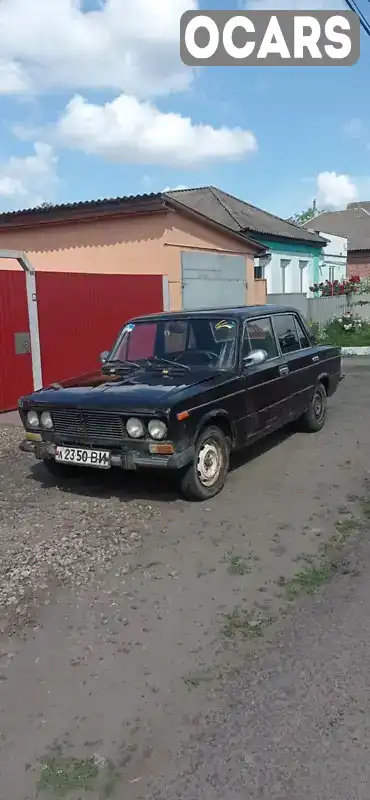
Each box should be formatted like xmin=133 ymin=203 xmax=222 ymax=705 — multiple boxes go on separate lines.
xmin=280 ymin=259 xmax=290 ymax=293
xmin=254 ymin=263 xmax=264 ymax=280
xmin=329 ymin=266 xmax=335 ymax=282
xmin=254 ymin=256 xmax=269 ymax=280
xmin=299 ymin=260 xmax=309 ymax=293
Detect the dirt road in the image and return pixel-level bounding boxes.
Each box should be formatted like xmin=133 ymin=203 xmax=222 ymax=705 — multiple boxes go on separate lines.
xmin=0 ymin=358 xmax=369 ymax=799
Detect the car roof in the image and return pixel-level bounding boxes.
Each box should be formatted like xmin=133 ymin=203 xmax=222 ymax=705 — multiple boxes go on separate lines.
xmin=130 ymin=305 xmax=302 ymax=323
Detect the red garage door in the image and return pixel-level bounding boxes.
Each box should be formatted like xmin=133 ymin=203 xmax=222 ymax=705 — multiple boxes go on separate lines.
xmin=0 ymin=271 xmax=33 ymax=411
xmin=36 ymin=272 xmax=165 ymax=387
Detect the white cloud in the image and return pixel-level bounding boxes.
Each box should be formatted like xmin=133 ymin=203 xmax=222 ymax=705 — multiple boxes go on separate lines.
xmin=0 ymin=143 xmax=58 ymax=209
xmin=55 ymin=94 xmax=258 ymax=166
xmin=316 ymin=171 xmax=358 ymax=208
xmin=0 ymin=0 xmax=196 ymax=98
xmin=163 ymin=185 xmax=188 ymax=191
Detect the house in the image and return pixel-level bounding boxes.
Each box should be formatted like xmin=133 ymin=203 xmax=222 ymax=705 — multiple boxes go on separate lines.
xmin=302 ymin=203 xmax=370 ymax=279
xmin=166 ymin=187 xmax=327 ymax=296
xmin=0 ymin=190 xmax=267 ymax=312
xmin=307 ymin=230 xmax=347 ymax=285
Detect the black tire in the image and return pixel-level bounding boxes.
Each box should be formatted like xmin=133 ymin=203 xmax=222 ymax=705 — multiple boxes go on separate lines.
xmin=42 ymin=458 xmax=81 ymax=480
xmin=178 ymin=426 xmax=230 ymax=501
xmin=299 ymin=382 xmax=327 ymax=432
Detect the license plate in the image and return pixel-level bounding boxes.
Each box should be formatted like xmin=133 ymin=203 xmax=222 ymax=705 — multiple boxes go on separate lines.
xmin=55 ymin=446 xmax=111 ymax=469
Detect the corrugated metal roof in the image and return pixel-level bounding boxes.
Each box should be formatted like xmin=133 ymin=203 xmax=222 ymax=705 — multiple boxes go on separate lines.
xmin=166 ymin=186 xmax=326 ymax=246
xmin=0 ymin=192 xmax=163 ymax=220
xmin=303 ymin=207 xmax=370 ymax=251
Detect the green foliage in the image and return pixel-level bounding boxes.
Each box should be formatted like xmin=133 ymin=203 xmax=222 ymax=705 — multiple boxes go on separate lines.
xmin=311 ymin=313 xmax=370 ymax=346
xmin=288 ymin=206 xmax=324 ymax=225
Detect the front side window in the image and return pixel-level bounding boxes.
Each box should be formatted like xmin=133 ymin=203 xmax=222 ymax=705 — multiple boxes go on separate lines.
xmin=243 ymin=318 xmax=278 ymax=360
xmin=273 ymin=314 xmax=301 ymax=354
xmin=110 ymin=316 xmax=239 ymax=370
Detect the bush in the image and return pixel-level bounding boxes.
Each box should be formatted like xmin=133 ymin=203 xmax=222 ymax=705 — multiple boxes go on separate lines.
xmin=314 ymin=312 xmax=370 ymax=346
xmin=310 ymin=275 xmax=360 ymax=296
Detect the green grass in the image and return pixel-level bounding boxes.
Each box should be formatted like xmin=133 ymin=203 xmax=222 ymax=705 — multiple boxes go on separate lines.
xmin=335 ymin=516 xmax=361 ymax=536
xmin=225 ymin=552 xmax=252 ymax=576
xmin=283 ymin=561 xmax=337 ymax=600
xmin=222 ymin=609 xmax=272 ymax=639
xmin=315 ymin=319 xmax=370 ymax=347
xmin=224 ymin=550 xmax=259 ymax=576
xmin=37 ymin=754 xmax=118 ymax=798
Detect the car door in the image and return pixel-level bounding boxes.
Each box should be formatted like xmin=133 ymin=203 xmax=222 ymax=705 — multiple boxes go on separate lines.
xmin=271 ymin=312 xmax=318 ymax=419
xmin=242 ymin=316 xmax=291 ymax=439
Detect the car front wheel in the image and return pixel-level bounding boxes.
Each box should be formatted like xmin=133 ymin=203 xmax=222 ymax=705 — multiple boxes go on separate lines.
xmin=179 ymin=425 xmax=230 ymax=501
xmin=300 ymin=381 xmax=327 ymax=432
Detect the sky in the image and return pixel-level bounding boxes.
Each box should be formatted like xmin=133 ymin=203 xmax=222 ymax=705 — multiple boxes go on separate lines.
xmin=0 ymin=0 xmax=369 ymax=218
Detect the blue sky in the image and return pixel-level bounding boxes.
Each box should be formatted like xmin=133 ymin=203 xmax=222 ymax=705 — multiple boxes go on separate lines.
xmin=0 ymin=0 xmax=369 ymax=218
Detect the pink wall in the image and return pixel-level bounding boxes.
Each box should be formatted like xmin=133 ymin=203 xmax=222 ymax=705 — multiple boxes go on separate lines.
xmin=0 ymin=209 xmax=265 ymax=308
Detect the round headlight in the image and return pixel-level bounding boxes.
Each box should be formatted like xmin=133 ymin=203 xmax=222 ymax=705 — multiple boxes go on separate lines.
xmin=148 ymin=419 xmax=167 ymax=440
xmin=126 ymin=417 xmax=144 ymax=439
xmin=27 ymin=410 xmax=39 ymax=429
xmin=40 ymin=411 xmax=53 ymax=430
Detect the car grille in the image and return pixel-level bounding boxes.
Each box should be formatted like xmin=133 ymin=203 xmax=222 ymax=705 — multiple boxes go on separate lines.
xmin=50 ymin=409 xmax=126 ymax=444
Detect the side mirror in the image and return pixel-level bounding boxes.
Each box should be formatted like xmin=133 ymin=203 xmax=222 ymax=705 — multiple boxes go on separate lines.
xmin=243 ymin=349 xmax=268 ymax=369
xmin=100 ymin=350 xmax=109 ymax=365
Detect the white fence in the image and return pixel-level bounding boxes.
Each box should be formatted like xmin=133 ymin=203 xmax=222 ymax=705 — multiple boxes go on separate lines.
xmin=267 ymin=293 xmax=370 ymax=325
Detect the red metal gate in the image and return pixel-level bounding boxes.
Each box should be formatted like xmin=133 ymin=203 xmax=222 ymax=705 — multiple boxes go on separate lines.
xmin=0 ymin=270 xmax=33 ymax=411
xmin=36 ymin=272 xmax=165 ymax=387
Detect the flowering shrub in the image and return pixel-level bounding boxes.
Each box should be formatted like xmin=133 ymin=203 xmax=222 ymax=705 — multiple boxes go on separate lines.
xmin=309 ymin=275 xmax=360 ymax=296
xmin=310 ymin=313 xmax=370 ymax=346
xmin=356 ymin=277 xmax=370 ymax=295
xmin=336 ymin=311 xmax=363 ymax=332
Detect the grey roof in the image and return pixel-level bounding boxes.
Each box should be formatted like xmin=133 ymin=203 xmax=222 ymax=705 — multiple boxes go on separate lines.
xmin=165 ymin=187 xmax=326 ymax=246
xmin=0 ymin=192 xmax=165 ymax=225
xmin=302 ymin=206 xmax=370 ymax=251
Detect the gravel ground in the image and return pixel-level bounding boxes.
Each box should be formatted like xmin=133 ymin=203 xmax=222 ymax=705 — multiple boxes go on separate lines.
xmin=0 ymin=358 xmax=369 ymax=798
xmin=150 ymin=534 xmax=370 ymax=800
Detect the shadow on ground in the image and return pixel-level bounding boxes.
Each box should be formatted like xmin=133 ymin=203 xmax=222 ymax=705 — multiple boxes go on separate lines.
xmin=27 ymin=425 xmax=295 ymax=503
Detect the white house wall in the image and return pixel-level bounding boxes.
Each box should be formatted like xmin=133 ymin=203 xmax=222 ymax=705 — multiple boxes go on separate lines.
xmin=260 ymin=251 xmax=314 ymax=295
xmin=317 ymin=231 xmax=347 ymax=284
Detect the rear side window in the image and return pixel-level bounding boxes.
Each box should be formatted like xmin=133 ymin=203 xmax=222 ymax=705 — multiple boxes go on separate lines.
xmin=273 ymin=314 xmax=301 ymax=355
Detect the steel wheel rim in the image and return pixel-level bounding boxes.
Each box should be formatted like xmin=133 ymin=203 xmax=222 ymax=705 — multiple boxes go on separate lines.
xmin=313 ymin=389 xmax=325 ymax=422
xmin=197 ymin=440 xmax=222 ymax=487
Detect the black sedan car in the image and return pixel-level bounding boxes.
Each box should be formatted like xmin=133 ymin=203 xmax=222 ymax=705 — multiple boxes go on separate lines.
xmin=19 ymin=305 xmax=342 ymax=501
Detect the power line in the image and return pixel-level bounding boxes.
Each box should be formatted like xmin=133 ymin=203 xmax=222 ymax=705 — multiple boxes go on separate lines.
xmin=343 ymin=0 xmax=370 ymax=37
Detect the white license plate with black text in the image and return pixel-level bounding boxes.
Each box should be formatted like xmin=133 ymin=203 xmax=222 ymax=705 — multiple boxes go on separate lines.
xmin=55 ymin=446 xmax=111 ymax=469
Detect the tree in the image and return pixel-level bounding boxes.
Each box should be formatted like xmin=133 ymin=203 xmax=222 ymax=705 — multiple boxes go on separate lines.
xmin=288 ymin=203 xmax=325 ymax=226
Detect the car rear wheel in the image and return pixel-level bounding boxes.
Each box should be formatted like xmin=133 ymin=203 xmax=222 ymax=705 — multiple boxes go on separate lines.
xmin=179 ymin=426 xmax=230 ymax=501
xmin=42 ymin=458 xmax=81 ymax=479
xmin=300 ymin=382 xmax=327 ymax=432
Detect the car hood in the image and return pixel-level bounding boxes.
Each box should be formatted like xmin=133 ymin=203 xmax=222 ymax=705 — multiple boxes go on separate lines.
xmin=22 ymin=367 xmax=233 ymax=412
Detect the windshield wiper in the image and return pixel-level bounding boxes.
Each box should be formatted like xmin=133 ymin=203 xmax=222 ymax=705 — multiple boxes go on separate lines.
xmin=140 ymin=357 xmax=190 ymax=372
xmin=102 ymin=359 xmax=140 ymax=372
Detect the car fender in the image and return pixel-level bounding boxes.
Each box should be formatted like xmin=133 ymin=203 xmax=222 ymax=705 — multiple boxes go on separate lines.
xmin=195 ymin=408 xmax=236 ymax=446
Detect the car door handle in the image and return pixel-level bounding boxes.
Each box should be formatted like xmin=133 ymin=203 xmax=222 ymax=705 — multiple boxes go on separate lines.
xmin=279 ymin=365 xmax=289 ymax=376
xmin=312 ymin=355 xmax=319 ymax=363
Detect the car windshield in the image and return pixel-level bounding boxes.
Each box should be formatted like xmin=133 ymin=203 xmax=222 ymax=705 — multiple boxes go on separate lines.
xmin=109 ymin=317 xmax=239 ymax=370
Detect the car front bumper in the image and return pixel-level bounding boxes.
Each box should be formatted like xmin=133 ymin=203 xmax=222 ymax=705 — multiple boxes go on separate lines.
xmin=20 ymin=437 xmax=194 ymax=471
